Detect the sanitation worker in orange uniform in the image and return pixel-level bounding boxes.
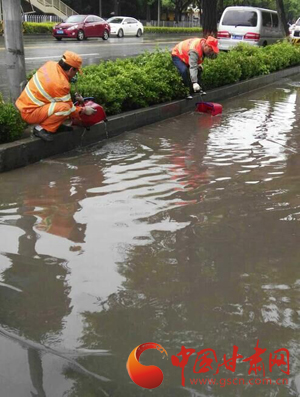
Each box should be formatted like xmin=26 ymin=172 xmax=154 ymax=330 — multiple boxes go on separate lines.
xmin=16 ymin=51 xmax=96 ymax=142
xmin=172 ymin=36 xmax=219 ymax=99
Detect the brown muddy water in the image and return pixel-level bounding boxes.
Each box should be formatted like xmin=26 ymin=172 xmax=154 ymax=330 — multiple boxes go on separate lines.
xmin=1 ymin=76 xmax=300 ymax=397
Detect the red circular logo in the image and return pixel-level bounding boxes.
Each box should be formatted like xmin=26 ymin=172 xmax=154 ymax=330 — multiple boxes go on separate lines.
xmin=126 ymin=342 xmax=168 ymax=389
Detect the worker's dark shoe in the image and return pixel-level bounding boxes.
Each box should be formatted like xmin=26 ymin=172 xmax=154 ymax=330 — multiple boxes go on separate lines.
xmin=56 ymin=124 xmax=74 ymax=132
xmin=33 ymin=127 xmax=54 ymax=142
xmin=186 ymin=94 xmax=193 ymax=100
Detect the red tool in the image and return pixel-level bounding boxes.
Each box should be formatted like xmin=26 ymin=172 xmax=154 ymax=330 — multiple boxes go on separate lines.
xmin=196 ymin=102 xmax=223 ymax=116
xmin=73 ymin=97 xmax=107 ymax=127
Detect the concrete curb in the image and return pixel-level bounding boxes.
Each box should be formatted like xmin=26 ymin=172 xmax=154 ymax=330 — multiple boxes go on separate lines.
xmin=1 ymin=65 xmax=300 ymax=173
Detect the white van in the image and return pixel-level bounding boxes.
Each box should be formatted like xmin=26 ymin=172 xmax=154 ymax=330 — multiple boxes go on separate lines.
xmin=217 ymin=6 xmax=284 ymax=51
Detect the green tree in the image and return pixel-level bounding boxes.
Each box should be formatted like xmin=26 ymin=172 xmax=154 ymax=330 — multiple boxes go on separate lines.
xmin=170 ymin=0 xmax=191 ymax=22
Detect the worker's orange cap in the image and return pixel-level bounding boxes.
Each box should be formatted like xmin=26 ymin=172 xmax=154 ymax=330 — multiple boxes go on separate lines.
xmin=206 ymin=36 xmax=219 ymax=53
xmin=62 ymin=51 xmax=83 ymax=74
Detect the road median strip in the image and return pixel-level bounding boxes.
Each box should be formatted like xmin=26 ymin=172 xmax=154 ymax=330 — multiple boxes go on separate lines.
xmin=1 ymin=64 xmax=300 ymax=173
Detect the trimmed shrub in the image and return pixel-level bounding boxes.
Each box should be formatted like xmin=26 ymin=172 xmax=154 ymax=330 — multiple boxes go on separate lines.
xmin=23 ymin=22 xmax=55 ymax=34
xmin=17 ymin=23 xmax=201 ymax=35
xmin=72 ymin=41 xmax=300 ymax=116
xmin=226 ymin=44 xmax=269 ymax=80
xmin=0 ymin=94 xmax=26 ymax=144
xmin=202 ymin=51 xmax=242 ymax=89
xmin=4 ymin=40 xmax=300 ymax=145
xmin=72 ymin=50 xmax=187 ymax=116
xmin=144 ymin=27 xmax=202 ymax=34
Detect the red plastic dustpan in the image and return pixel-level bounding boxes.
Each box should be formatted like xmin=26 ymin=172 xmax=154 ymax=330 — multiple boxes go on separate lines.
xmin=196 ymin=102 xmax=223 ymax=116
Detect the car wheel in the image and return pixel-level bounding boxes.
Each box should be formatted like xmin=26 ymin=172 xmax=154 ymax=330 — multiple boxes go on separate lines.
xmin=136 ymin=28 xmax=142 ymax=37
xmin=55 ymin=37 xmax=62 ymax=41
xmin=102 ymin=29 xmax=109 ymax=40
xmin=77 ymin=30 xmax=85 ymax=41
xmin=117 ymin=29 xmax=124 ymax=38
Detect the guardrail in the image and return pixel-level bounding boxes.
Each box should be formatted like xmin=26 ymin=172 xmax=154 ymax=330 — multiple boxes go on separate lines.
xmin=141 ymin=20 xmax=201 ymax=28
xmin=22 ymin=14 xmax=62 ymax=22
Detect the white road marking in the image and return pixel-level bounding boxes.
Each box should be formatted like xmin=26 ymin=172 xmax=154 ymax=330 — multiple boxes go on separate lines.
xmin=25 ymin=53 xmax=100 ymax=60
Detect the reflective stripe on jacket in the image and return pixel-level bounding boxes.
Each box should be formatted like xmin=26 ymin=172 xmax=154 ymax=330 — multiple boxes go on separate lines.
xmin=16 ymin=61 xmax=80 ymax=117
xmin=172 ymin=38 xmax=204 ymax=65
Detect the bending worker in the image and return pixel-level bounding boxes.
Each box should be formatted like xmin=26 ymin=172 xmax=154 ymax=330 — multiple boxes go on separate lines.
xmin=171 ymin=36 xmax=219 ymax=99
xmin=16 ymin=51 xmax=96 ymax=142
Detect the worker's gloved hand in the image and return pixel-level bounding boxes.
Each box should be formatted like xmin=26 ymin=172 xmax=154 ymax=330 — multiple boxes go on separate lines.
xmin=75 ymin=93 xmax=84 ymax=104
xmin=82 ymin=106 xmax=97 ymax=116
xmin=198 ymin=64 xmax=204 ymax=71
xmin=193 ymin=83 xmax=201 ymax=92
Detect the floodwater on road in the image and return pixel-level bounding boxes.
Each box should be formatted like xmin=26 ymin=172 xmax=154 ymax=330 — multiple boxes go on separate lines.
xmin=1 ymin=76 xmax=300 ymax=396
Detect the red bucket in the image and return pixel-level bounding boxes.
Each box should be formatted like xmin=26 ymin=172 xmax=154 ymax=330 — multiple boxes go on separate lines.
xmin=79 ymin=100 xmax=107 ymax=127
xmin=73 ymin=98 xmax=107 ymax=127
xmin=196 ymin=102 xmax=223 ymax=116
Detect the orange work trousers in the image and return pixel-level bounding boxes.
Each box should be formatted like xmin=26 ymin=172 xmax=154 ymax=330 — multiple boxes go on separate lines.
xmin=20 ymin=102 xmax=75 ymax=133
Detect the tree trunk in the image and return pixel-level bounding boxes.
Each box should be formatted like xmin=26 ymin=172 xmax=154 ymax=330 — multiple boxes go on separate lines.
xmin=146 ymin=3 xmax=151 ymax=22
xmin=114 ymin=0 xmax=119 ymax=15
xmin=202 ymin=0 xmax=218 ymax=38
xmin=217 ymin=0 xmax=224 ymax=20
xmin=175 ymin=6 xmax=179 ymax=23
xmin=276 ymin=0 xmax=289 ymax=36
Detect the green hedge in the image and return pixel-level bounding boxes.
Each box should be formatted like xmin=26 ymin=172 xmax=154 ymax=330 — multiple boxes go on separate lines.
xmin=201 ymin=40 xmax=300 ymax=89
xmin=23 ymin=22 xmax=56 ymax=34
xmin=2 ymin=40 xmax=300 ymax=144
xmin=72 ymin=51 xmax=187 ymax=115
xmin=0 ymin=94 xmax=26 ymax=144
xmin=5 ymin=22 xmax=201 ymax=35
xmin=72 ymin=40 xmax=300 ymax=116
xmin=144 ymin=27 xmax=202 ymax=34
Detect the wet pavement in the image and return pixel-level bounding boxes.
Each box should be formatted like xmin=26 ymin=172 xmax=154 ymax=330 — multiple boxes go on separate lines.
xmin=0 ymin=34 xmax=193 ymax=99
xmin=1 ymin=75 xmax=300 ymax=396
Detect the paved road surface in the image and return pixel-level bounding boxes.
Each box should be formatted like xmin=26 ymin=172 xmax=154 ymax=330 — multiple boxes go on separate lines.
xmin=0 ymin=34 xmax=193 ymax=98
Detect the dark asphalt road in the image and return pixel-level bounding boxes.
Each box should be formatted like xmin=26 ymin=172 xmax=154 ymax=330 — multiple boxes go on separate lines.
xmin=0 ymin=34 xmax=193 ymax=99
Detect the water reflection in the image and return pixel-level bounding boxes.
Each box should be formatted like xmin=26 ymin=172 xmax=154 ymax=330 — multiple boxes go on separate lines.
xmin=1 ymin=76 xmax=300 ymax=396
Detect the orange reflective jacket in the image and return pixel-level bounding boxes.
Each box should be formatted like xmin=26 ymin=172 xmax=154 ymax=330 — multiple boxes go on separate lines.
xmin=172 ymin=38 xmax=204 ymax=65
xmin=16 ymin=61 xmax=80 ymax=118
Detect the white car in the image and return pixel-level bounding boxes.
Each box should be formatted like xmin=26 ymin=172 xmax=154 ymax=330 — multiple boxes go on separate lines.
xmin=107 ymin=16 xmax=144 ymax=38
xmin=290 ymin=18 xmax=300 ymax=44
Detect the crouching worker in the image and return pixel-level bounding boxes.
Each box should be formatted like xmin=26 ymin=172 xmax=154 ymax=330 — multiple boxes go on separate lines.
xmin=171 ymin=36 xmax=219 ymax=100
xmin=15 ymin=51 xmax=96 ymax=142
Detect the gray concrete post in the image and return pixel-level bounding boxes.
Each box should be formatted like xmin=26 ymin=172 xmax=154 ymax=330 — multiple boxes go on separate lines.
xmin=2 ymin=0 xmax=26 ymax=102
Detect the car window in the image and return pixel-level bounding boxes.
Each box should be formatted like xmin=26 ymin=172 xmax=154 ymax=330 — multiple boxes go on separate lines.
xmin=222 ymin=10 xmax=258 ymax=27
xmin=65 ymin=15 xmax=86 ymax=23
xmin=272 ymin=13 xmax=279 ymax=28
xmin=262 ymin=12 xmax=272 ymax=27
xmin=296 ymin=18 xmax=300 ymax=26
xmin=95 ymin=17 xmax=105 ymax=23
xmin=128 ymin=18 xmax=137 ymax=24
xmin=107 ymin=18 xmax=124 ymax=24
xmin=124 ymin=18 xmax=131 ymax=24
xmin=85 ymin=17 xmax=94 ymax=23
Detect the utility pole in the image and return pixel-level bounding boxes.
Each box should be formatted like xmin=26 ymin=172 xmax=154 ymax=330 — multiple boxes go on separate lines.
xmin=2 ymin=0 xmax=26 ymax=102
xmin=99 ymin=0 xmax=102 ymax=17
xmin=158 ymin=0 xmax=160 ymax=27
